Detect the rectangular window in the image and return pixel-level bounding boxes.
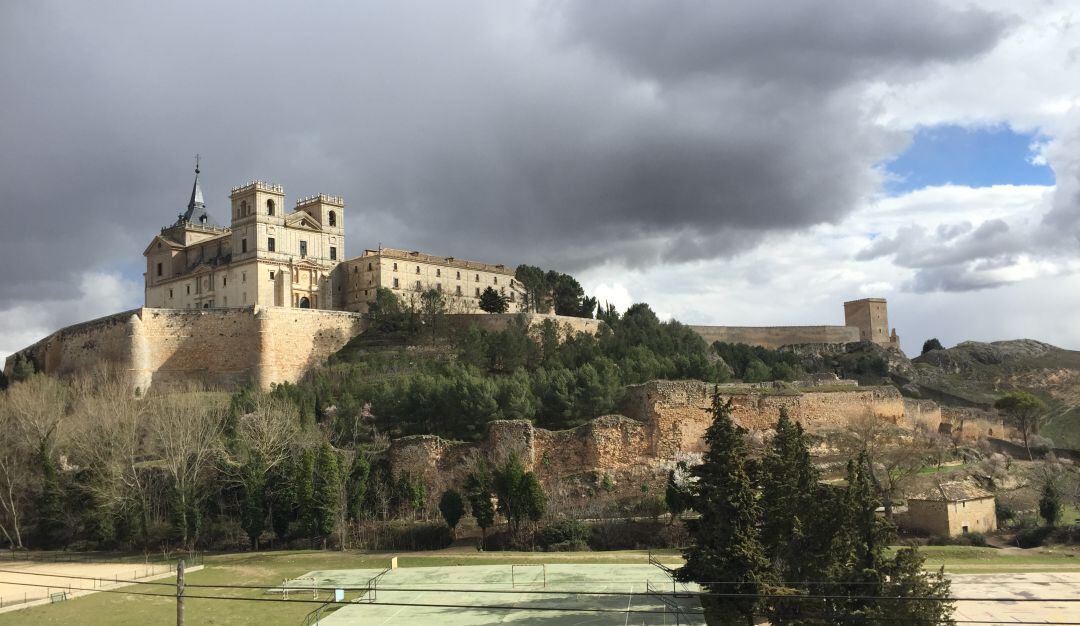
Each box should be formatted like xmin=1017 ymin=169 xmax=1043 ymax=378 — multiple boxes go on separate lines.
xmin=268 ymin=237 xmax=276 ymax=252
xmin=300 ymin=241 xmax=308 ymax=257
xmin=475 ymin=288 xmax=480 ymax=296
xmin=269 ymin=271 xmax=275 ymax=280
xmin=186 ymin=285 xmax=191 ymax=295
xmin=494 ymin=277 xmax=498 ymax=284
xmin=436 ymin=268 xmax=441 ymax=277
xmin=156 ymin=262 xmax=162 ymax=277
xmin=393 ymin=262 xmax=398 ymax=271
xmin=169 ymin=289 xmax=173 ymax=299
xmin=475 ymin=274 xmax=479 ymax=281
xmin=368 ymin=262 xmax=373 ymax=271
xmin=415 ymin=280 xmax=421 ymax=290
xmin=330 ymin=246 xmax=337 ymax=261
xmin=455 ymin=285 xmax=462 ymax=295
xmin=416 ymin=265 xmax=421 ymax=274
xmin=393 ymin=278 xmax=399 ymax=288
xmin=223 ymin=276 xmax=227 ymax=287
xmin=241 ymin=238 xmax=248 ymax=253
xmin=456 ymin=271 xmax=461 ymax=279
xmin=242 ymin=272 xmax=247 ymax=283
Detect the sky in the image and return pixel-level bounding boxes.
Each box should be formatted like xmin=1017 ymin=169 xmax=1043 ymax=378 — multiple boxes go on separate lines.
xmin=1 ymin=0 xmax=1079 ymax=359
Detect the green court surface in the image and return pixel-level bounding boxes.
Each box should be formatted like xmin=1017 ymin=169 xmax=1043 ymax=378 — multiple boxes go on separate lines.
xmin=292 ymin=563 xmax=704 ymax=625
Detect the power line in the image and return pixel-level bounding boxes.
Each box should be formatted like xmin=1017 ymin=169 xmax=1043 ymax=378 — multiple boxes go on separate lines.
xmin=2 ymin=578 xmax=1080 ymax=624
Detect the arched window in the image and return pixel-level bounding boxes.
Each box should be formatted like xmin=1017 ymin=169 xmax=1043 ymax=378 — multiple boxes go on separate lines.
xmin=299 ymin=296 xmax=310 ymax=309
xmin=328 ymin=210 xmax=337 ymax=227
xmin=266 ymin=199 xmax=275 ymax=216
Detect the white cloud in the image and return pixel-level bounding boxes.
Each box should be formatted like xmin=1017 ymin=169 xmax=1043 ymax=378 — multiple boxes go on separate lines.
xmin=0 ymin=271 xmax=141 ymax=362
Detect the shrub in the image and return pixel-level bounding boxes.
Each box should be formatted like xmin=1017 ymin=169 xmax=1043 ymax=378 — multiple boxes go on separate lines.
xmin=536 ymin=519 xmax=591 ymax=550
xmin=1014 ymin=525 xmax=1054 ymax=549
xmin=927 ymin=532 xmax=986 ymax=547
xmin=995 ymin=502 xmax=1016 ymax=524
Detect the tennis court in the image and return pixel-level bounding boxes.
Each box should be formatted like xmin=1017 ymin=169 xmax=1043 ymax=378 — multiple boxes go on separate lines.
xmin=292 ymin=563 xmax=705 ymax=625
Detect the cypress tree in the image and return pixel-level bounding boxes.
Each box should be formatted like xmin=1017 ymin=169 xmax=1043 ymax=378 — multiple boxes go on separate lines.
xmin=346 ymin=451 xmax=371 ymax=523
xmin=677 ymin=390 xmax=770 ymax=626
xmin=311 ymin=443 xmax=342 ymax=544
xmin=296 ymin=448 xmax=316 ymax=537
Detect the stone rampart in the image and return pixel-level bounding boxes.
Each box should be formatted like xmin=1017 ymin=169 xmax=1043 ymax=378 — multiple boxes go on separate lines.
xmin=4 ymin=306 xmax=367 ymax=391
xmin=447 ymin=313 xmax=602 ymax=337
xmin=690 ymin=325 xmax=860 ymax=349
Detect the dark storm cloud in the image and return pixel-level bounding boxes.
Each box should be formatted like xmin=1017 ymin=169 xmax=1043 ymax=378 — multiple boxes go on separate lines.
xmin=0 ymin=1 xmax=1009 ymax=311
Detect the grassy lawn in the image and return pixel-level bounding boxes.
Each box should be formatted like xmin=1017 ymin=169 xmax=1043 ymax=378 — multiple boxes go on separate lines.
xmin=1 ymin=546 xmax=1076 ymax=625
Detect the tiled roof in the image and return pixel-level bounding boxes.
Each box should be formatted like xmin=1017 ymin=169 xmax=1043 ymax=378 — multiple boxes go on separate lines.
xmin=910 ymin=481 xmax=993 ymax=502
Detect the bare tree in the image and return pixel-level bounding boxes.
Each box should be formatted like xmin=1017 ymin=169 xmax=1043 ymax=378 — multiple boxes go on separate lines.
xmin=233 ymin=395 xmax=299 ymax=472
xmin=0 ymin=396 xmax=31 ymax=548
xmin=5 ymin=374 xmax=68 ymax=457
xmin=842 ymin=411 xmax=939 ymax=519
xmin=69 ymin=375 xmax=153 ymax=543
xmin=145 ymin=387 xmax=226 ymax=549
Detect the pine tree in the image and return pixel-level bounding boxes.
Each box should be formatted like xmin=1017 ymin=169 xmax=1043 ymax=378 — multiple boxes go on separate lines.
xmin=268 ymin=460 xmax=297 ymax=542
xmin=479 ymin=287 xmax=509 ymax=313
xmin=1039 ymin=480 xmax=1062 ymax=526
xmin=33 ymin=449 xmax=67 ymax=549
xmin=677 ymin=390 xmax=770 ymax=626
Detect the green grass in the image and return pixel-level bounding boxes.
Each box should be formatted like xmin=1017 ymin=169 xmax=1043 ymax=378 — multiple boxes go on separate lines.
xmin=2 ymin=546 xmax=1077 ymax=625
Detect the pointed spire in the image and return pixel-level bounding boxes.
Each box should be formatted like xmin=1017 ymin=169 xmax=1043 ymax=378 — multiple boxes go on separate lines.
xmin=178 ymin=154 xmax=218 ymax=228
xmin=188 ymin=154 xmax=205 ymax=210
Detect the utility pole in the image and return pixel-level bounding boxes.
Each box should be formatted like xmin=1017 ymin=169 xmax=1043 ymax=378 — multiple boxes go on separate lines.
xmin=176 ymin=559 xmax=185 ymax=626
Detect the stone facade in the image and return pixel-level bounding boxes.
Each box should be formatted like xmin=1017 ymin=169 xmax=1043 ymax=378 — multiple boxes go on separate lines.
xmin=844 ymin=297 xmax=900 ymax=348
xmin=342 ymin=248 xmax=527 ymax=315
xmin=906 ymin=482 xmax=997 ymax=537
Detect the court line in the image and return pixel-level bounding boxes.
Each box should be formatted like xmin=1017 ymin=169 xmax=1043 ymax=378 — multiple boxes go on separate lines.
xmin=379 ymin=590 xmax=426 ymax=625
xmin=624 ymin=582 xmax=634 ymax=626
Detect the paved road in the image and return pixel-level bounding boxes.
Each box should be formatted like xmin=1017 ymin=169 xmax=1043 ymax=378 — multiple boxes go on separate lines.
xmin=950 ymin=572 xmax=1080 ymax=625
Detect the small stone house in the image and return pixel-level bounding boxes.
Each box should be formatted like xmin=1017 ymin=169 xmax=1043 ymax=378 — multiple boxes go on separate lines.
xmin=906 ymin=481 xmax=997 ymax=537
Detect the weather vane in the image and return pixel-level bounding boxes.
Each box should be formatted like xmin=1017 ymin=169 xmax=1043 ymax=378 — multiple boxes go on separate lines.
xmin=195 ymin=153 xmax=200 ymax=174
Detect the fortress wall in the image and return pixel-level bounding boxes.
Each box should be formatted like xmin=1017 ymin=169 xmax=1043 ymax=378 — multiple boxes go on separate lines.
xmin=903 ymin=399 xmax=943 ymax=433
xmin=134 ymin=308 xmax=263 ymax=389
xmin=254 ymin=307 xmax=366 ymax=387
xmin=4 ymin=310 xmax=139 ymax=382
xmin=447 ymin=313 xmax=603 ymax=337
xmin=690 ymin=325 xmax=860 ymax=349
xmin=5 ymin=306 xmax=368 ymax=391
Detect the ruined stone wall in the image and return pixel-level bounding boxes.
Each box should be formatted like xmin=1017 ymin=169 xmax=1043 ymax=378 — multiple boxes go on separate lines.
xmin=388 ymin=380 xmax=922 ymax=485
xmin=689 ymin=325 xmax=860 ymax=349
xmin=941 ymin=407 xmax=1008 ymax=441
xmin=4 ymin=306 xmax=367 ymax=391
xmin=446 ymin=313 xmax=603 ymax=337
xmin=618 ymin=380 xmax=907 ymax=459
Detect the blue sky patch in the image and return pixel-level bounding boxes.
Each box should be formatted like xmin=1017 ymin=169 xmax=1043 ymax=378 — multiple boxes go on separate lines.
xmin=884 ymin=124 xmax=1054 ymax=194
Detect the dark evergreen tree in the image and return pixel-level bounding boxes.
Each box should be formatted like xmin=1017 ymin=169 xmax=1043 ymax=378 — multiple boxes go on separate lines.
xmin=438 ymin=489 xmax=465 ymax=535
xmin=677 ymin=391 xmax=770 ymax=626
xmin=33 ymin=448 xmax=67 ymax=549
xmin=296 ymin=448 xmax=316 ymax=537
xmin=346 ymin=452 xmax=370 ymax=522
xmin=311 ymin=443 xmax=342 ymax=543
xmin=465 ymin=467 xmax=495 ymax=550
xmin=268 ymin=460 xmax=297 ymax=541
xmin=664 ymin=464 xmax=692 ymax=521
xmin=240 ymin=456 xmax=268 ymax=549
xmin=760 ymin=408 xmax=821 ymax=580
xmin=1039 ymin=480 xmax=1062 ymax=526
xmin=478 ymin=287 xmax=509 ymax=313
xmin=921 ymin=338 xmax=944 ymax=354
xmin=520 ymin=472 xmax=546 ymax=523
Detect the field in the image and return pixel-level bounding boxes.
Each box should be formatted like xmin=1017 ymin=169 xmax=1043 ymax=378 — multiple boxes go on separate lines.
xmin=0 ymin=546 xmax=1076 ymax=625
